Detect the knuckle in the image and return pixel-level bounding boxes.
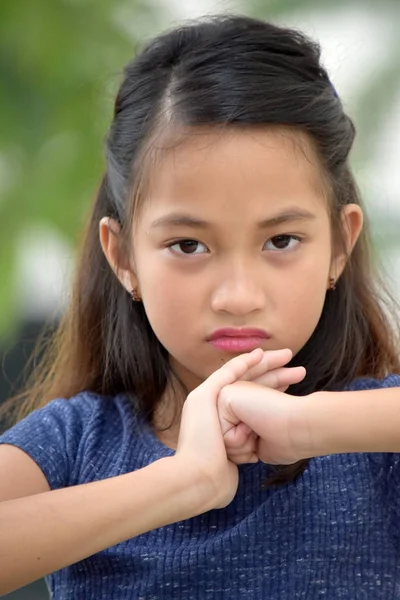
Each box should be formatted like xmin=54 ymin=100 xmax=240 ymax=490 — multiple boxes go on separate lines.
xmin=185 ymin=390 xmax=196 ymax=404
xmin=219 ymin=385 xmax=232 ymax=403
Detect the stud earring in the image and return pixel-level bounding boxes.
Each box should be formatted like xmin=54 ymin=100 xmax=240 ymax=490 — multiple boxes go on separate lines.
xmin=328 ymin=277 xmax=336 ymax=291
xmin=130 ymin=288 xmax=141 ymax=302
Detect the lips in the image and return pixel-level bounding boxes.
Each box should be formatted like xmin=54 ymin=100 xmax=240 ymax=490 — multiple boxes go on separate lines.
xmin=207 ymin=328 xmax=270 ymax=353
xmin=208 ymin=328 xmax=270 ymax=341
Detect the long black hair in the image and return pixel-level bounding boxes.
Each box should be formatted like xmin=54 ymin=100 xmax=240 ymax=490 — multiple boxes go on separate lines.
xmin=4 ymin=15 xmax=399 ymax=485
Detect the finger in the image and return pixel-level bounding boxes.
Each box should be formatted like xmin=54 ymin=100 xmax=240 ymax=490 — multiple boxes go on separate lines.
xmin=225 ymin=437 xmax=258 ymax=460
xmin=179 ymin=349 xmax=263 ymax=457
xmin=228 ymin=452 xmax=259 ymax=465
xmin=223 ymin=421 xmax=252 ymax=449
xmin=226 ymin=429 xmax=258 ymax=450
xmin=252 ymin=366 xmax=306 ymax=389
xmin=256 ymin=435 xmax=298 ymax=466
xmin=191 ymin=347 xmax=264 ymax=399
xmin=248 ymin=454 xmax=259 ymax=463
xmin=241 ymin=349 xmax=293 ymax=381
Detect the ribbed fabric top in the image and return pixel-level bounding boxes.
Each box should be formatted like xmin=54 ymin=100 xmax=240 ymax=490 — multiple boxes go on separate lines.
xmin=1 ymin=374 xmax=400 ymax=599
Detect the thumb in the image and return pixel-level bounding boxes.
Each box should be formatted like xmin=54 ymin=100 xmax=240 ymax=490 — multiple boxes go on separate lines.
xmin=193 ymin=348 xmax=264 ymax=400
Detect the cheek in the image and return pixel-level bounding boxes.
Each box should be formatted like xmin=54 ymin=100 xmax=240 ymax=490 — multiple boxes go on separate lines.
xmin=280 ymin=281 xmax=326 ymax=324
xmin=139 ymin=264 xmax=201 ymax=346
xmin=271 ymin=252 xmax=330 ymax=351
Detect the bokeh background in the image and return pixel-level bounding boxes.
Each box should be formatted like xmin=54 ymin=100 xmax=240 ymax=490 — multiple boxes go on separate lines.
xmin=1 ymin=0 xmax=399 ymax=598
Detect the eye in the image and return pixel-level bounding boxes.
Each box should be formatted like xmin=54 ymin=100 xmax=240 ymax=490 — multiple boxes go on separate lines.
xmin=265 ymin=235 xmax=302 ymax=251
xmin=167 ymin=239 xmax=208 ymax=255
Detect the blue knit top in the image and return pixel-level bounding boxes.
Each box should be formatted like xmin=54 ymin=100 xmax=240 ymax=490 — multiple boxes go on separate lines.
xmin=1 ymin=374 xmax=400 ymax=599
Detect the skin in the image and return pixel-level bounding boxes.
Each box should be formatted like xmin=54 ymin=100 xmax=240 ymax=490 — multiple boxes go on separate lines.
xmin=100 ymin=126 xmax=363 ymax=446
xmin=0 ymin=132 xmax=396 ymax=597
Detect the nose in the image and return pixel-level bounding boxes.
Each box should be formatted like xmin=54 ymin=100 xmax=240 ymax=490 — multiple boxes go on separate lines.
xmin=210 ymin=262 xmax=265 ymax=316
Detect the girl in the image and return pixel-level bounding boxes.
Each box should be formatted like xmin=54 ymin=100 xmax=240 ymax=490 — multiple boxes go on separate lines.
xmin=1 ymin=13 xmax=400 ymax=599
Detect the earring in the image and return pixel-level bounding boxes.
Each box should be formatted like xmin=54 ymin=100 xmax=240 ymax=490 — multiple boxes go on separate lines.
xmin=130 ymin=288 xmax=141 ymax=302
xmin=328 ymin=277 xmax=336 ymax=291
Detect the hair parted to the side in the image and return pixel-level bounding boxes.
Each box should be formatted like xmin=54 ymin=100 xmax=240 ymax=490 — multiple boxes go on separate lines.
xmin=3 ymin=14 xmax=399 ymax=486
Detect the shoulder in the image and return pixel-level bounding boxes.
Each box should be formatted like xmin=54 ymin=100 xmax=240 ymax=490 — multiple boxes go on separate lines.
xmin=0 ymin=391 xmax=141 ymax=489
xmin=345 ymin=373 xmax=400 ymax=391
xmin=1 ymin=391 xmax=138 ymax=443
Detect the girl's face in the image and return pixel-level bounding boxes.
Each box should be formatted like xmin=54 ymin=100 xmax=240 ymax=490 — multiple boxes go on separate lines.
xmin=107 ymin=127 xmax=362 ymax=392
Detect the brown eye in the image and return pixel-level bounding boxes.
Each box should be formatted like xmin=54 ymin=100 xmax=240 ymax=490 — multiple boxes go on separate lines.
xmin=265 ymin=235 xmax=301 ymax=251
xmin=168 ymin=240 xmax=208 ymax=255
xmin=271 ymin=235 xmax=291 ymax=249
xmin=179 ymin=240 xmax=199 ymax=253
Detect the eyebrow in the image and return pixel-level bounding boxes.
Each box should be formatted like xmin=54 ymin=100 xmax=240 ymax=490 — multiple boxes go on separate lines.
xmin=149 ymin=208 xmax=316 ymax=229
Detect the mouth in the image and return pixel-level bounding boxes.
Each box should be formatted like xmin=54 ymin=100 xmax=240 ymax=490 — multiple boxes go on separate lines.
xmin=207 ymin=328 xmax=270 ymax=353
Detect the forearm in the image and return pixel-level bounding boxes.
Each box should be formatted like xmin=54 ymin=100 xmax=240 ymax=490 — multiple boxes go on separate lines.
xmin=302 ymin=387 xmax=400 ymax=458
xmin=0 ymin=456 xmax=208 ymax=595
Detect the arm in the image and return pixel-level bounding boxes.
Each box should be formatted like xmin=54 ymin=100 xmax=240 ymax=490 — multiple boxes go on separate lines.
xmin=0 ymin=349 xmax=270 ymax=595
xmin=218 ymin=381 xmax=400 ymax=464
xmin=304 ymin=386 xmax=400 ymax=457
xmin=0 ymin=452 xmax=210 ymax=595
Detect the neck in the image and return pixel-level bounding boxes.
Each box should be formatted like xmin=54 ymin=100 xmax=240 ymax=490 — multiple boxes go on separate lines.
xmin=151 ymin=381 xmax=186 ymax=450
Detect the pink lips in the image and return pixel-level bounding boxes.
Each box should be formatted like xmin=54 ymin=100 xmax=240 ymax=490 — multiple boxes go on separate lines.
xmin=208 ymin=328 xmax=270 ymax=353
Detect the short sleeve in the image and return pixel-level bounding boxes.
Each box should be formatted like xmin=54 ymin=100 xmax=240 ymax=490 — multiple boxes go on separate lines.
xmin=0 ymin=394 xmax=97 ymax=490
xmin=349 ymin=374 xmax=400 ymax=544
xmin=347 ymin=373 xmax=400 ymax=391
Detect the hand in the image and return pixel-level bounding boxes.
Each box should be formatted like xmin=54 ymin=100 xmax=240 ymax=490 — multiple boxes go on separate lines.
xmin=175 ymin=348 xmax=265 ymax=511
xmin=223 ymin=349 xmax=306 ymax=464
xmin=238 ymin=348 xmax=305 ymax=392
xmin=218 ymin=380 xmax=308 ymax=466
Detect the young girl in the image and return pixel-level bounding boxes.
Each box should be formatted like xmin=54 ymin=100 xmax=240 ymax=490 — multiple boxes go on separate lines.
xmin=1 ymin=13 xmax=400 ymax=599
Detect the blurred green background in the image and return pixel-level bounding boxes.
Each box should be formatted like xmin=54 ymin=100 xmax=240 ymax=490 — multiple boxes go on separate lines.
xmin=1 ymin=0 xmax=399 ymax=598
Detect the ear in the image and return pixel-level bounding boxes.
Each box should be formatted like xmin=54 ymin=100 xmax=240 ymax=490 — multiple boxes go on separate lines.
xmin=330 ymin=204 xmax=363 ymax=281
xmin=99 ymin=217 xmax=138 ymax=293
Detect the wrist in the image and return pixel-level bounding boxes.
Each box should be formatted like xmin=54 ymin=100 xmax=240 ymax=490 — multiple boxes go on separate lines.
xmin=297 ymin=387 xmax=400 ymax=457
xmin=294 ymin=391 xmax=350 ymax=458
xmin=293 ymin=392 xmax=332 ymax=458
xmin=289 ymin=391 xmax=347 ymax=460
xmin=288 ymin=394 xmax=320 ymax=460
xmin=167 ymin=455 xmax=221 ymax=516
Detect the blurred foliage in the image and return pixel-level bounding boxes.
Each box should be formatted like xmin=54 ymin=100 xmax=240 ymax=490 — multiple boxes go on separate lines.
xmin=0 ymin=0 xmax=162 ymax=337
xmin=248 ymin=0 xmax=400 ymax=165
xmin=248 ymin=0 xmax=400 ymax=256
xmin=0 ymin=0 xmax=399 ymax=340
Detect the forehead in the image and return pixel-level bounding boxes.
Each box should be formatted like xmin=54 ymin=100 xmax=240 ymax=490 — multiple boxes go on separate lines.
xmin=141 ymin=126 xmax=328 ymax=221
